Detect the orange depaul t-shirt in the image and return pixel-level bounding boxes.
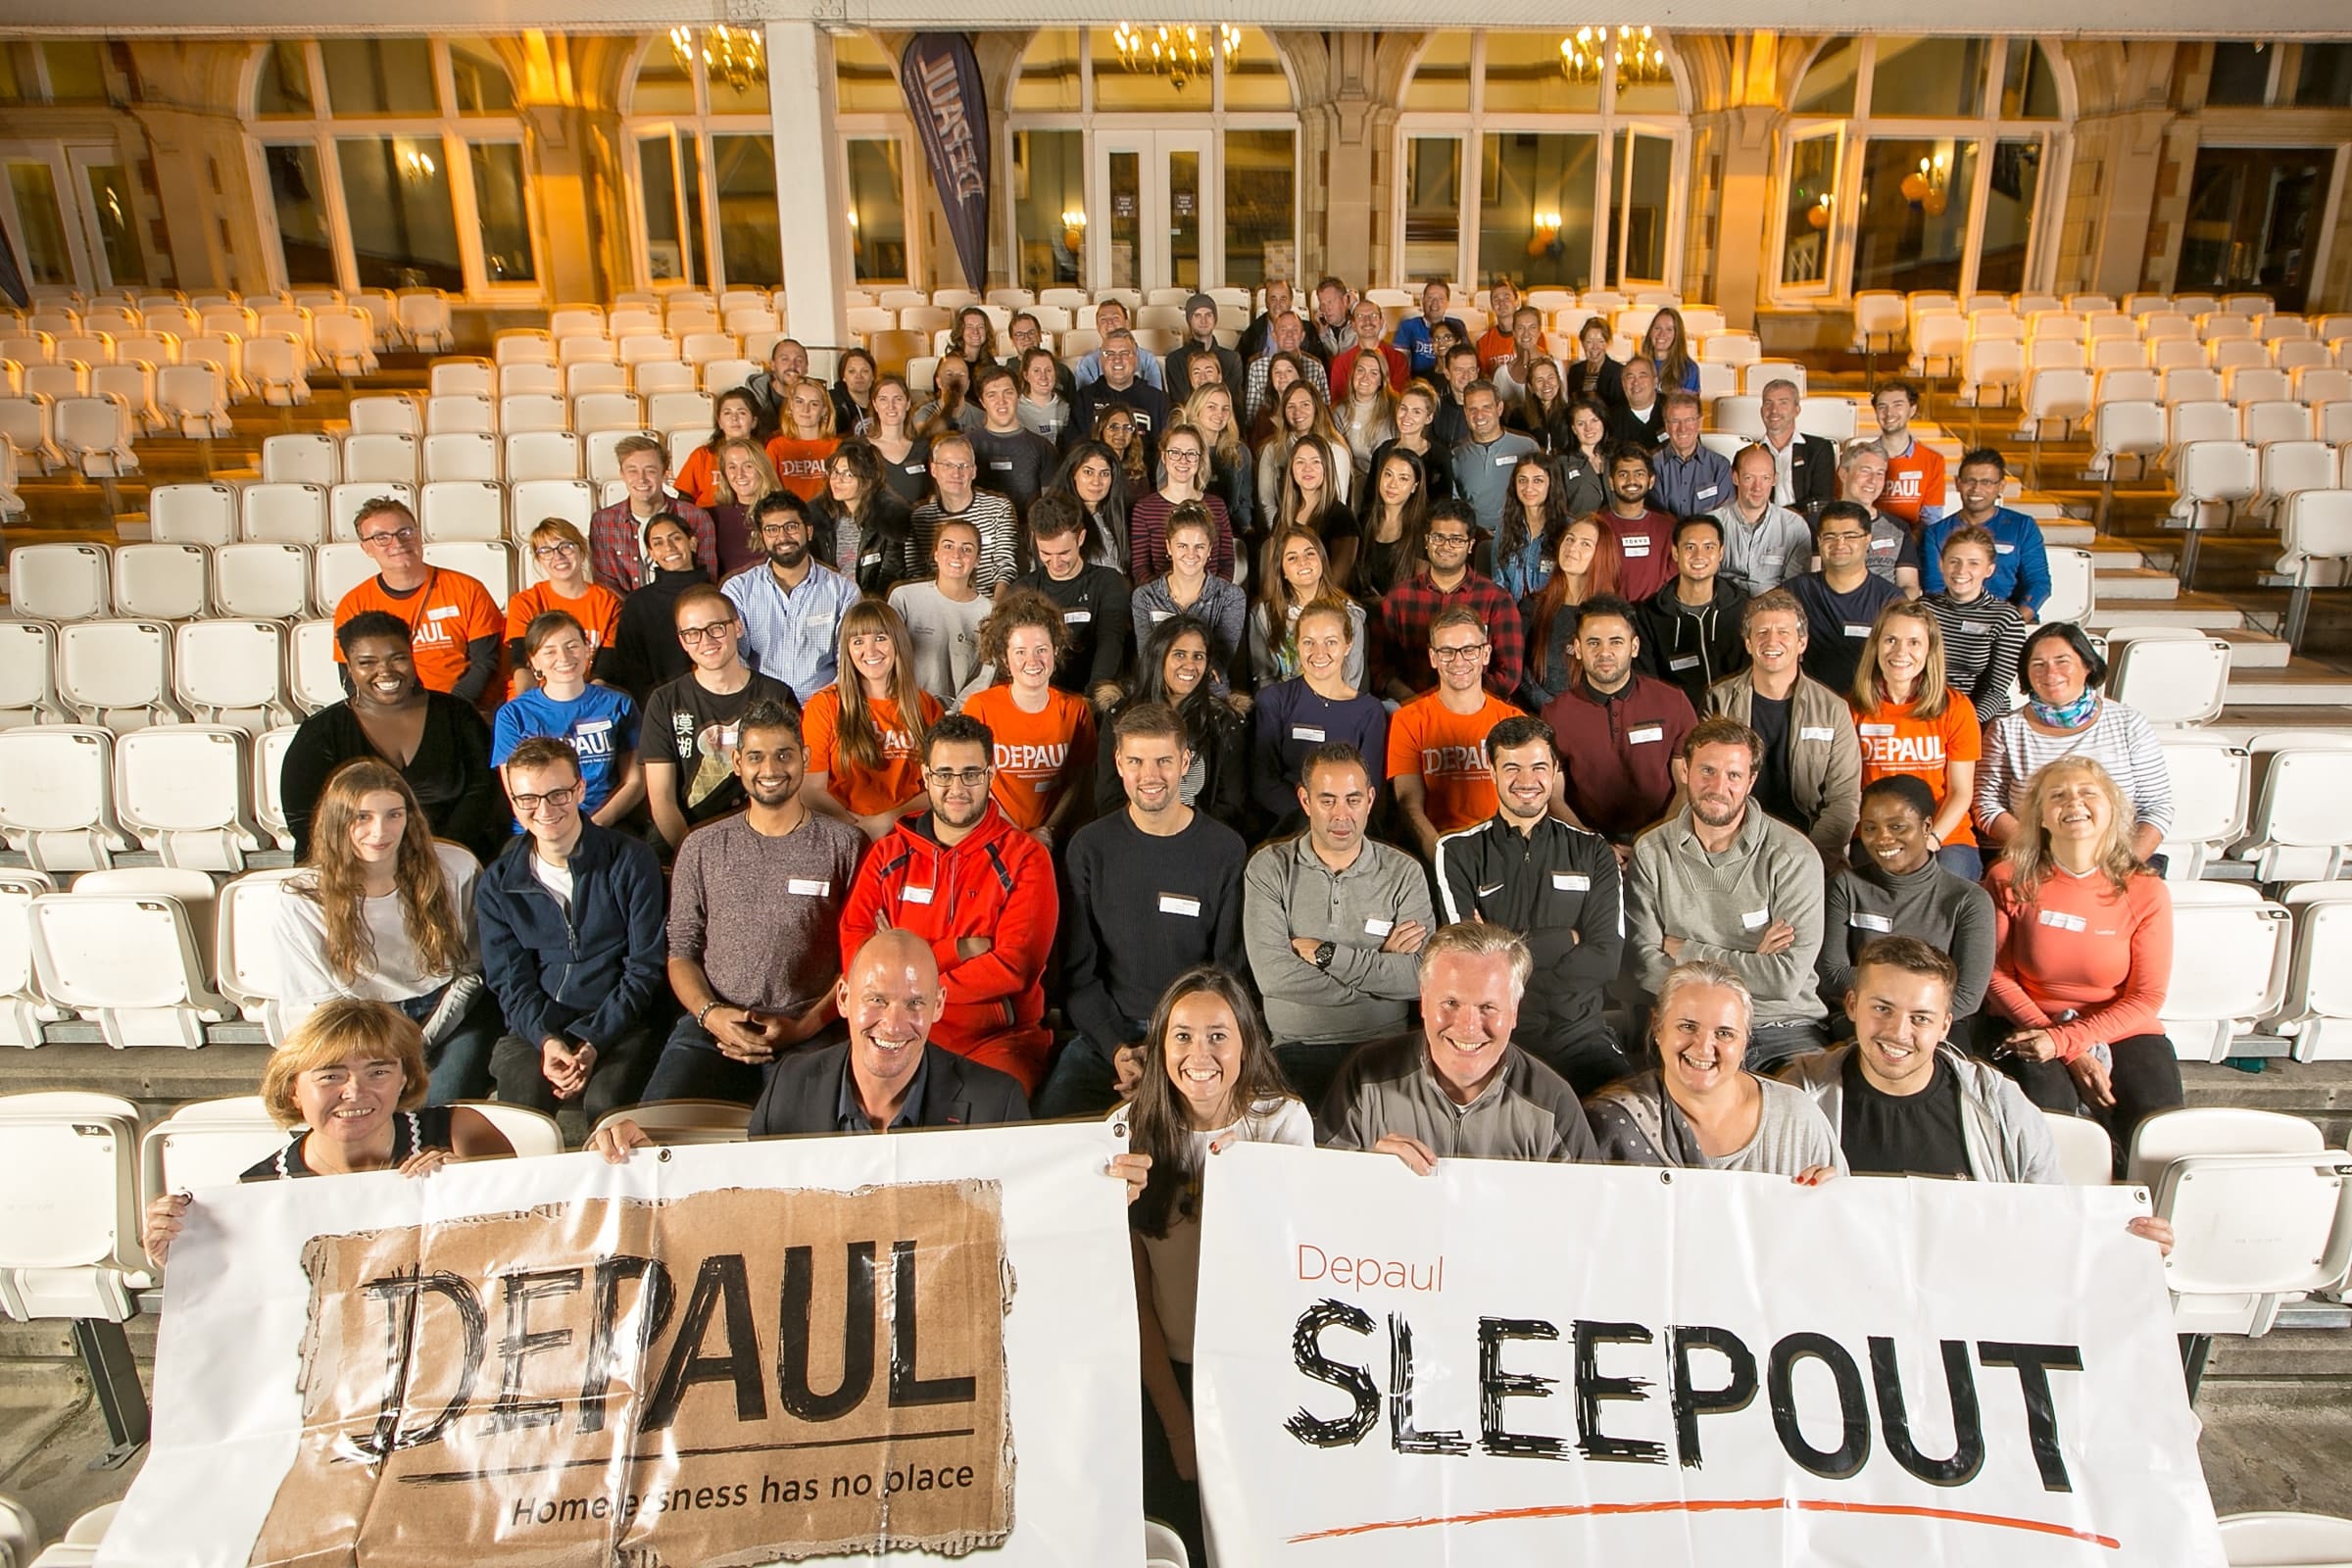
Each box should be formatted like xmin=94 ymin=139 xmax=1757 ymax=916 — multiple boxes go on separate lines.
xmin=764 ymin=435 xmax=841 ymax=503
xmin=959 ymin=684 xmax=1099 ymax=833
xmin=1881 ymin=441 xmax=1948 ymax=525
xmin=801 ymin=684 xmax=947 ymax=817
xmin=1852 ymin=688 xmax=1983 ymax=847
xmin=672 ymin=444 xmax=723 ymax=509
xmin=1386 ymin=689 xmax=1523 ymax=833
xmin=333 ymin=568 xmax=504 ymax=697
xmin=504 ymin=580 xmax=622 ymax=652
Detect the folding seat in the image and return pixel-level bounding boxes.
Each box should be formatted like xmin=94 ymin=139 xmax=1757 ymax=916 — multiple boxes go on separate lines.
xmin=2231 ymin=732 xmax=2352 ymax=883
xmin=2087 ymin=337 xmax=2145 ymax=373
xmin=241 ymin=334 xmax=311 ymax=406
xmin=2104 ymin=627 xmax=2230 ymax=726
xmin=21 ymin=362 xmax=88 ymax=402
xmin=664 ymin=306 xmax=720 ymax=340
xmin=1956 ymin=339 xmax=2025 ymax=414
xmin=2226 ymin=365 xmax=2292 ymax=406
xmin=547 ymin=306 xmax=605 ymax=341
xmin=2268 ymin=884 xmax=2352 ymax=1062
xmin=720 ymin=287 xmax=773 ymax=315
xmin=2202 ymin=312 xmax=2260 ymax=343
xmin=0 ymin=330 xmax=53 ymax=364
xmin=1847 ymin=291 xmax=1907 ymax=362
xmin=905 ymin=355 xmax=940 ymax=396
xmin=56 ymin=619 xmax=177 ymax=731
xmin=557 ymin=335 xmax=617 ymax=369
xmin=2253 ymin=441 xmax=2337 ymax=525
xmin=585 ymin=428 xmax=652 ymax=484
xmin=0 ymin=396 xmax=61 ymax=472
xmin=2294 ymin=367 xmax=2352 ymax=406
xmin=88 ymin=364 xmax=160 ymax=433
xmin=423 ymin=431 xmax=499 ymax=483
xmin=0 ymin=1090 xmax=150 ymax=1415
xmin=424 ymin=541 xmax=514 ymax=607
xmin=1037 ymin=286 xmax=1088 ymax=312
xmin=680 ymin=331 xmax=740 ymax=367
xmin=573 ymin=390 xmax=643 ymax=433
xmin=2092 ymin=367 xmax=2160 ymax=408
xmin=51 ymin=396 xmax=138 ymax=491
xmin=2162 ymin=366 xmax=2226 ymax=407
xmin=1709 ymin=395 xmax=1764 ymax=439
xmin=2037 ymin=1112 xmax=2114 ymax=1186
xmin=396 ymin=289 xmax=456 ymax=354
xmin=0 ymin=869 xmax=62 ymax=1047
xmin=252 ymin=725 xmax=298 ymax=850
xmin=2165 ymin=440 xmax=2257 ymax=581
xmin=2156 ymin=883 xmax=2292 ymax=1063
xmin=493 ymin=329 xmax=556 ymax=368
xmin=505 ymin=430 xmax=581 ymax=482
xmin=420 ymin=480 xmax=506 ymax=542
xmin=173 ymin=618 xmax=291 ymax=731
xmin=210 ymin=542 xmax=313 ymax=621
xmin=564 ymin=359 xmax=625 ymax=398
xmin=2276 ymin=488 xmax=2352 ymax=650
xmin=2242 ymin=400 xmax=2315 ymax=447
xmin=347 ymin=391 xmax=420 ymax=436
xmin=144 ymin=302 xmax=202 ymax=344
xmin=138 ymin=1095 xmax=286 ymax=1210
xmin=1793 ymin=397 xmax=1859 ymax=442
xmin=7 ymin=542 xmax=108 ymax=621
xmin=0 ymin=619 xmax=64 ymax=728
xmin=342 ymin=431 xmax=419 ymax=486
xmin=260 ymin=430 xmax=337 ymax=486
xmin=0 ymin=726 xmax=131 ymax=869
xmin=499 ymin=390 xmax=569 ymax=436
xmin=2215 ymin=1512 xmax=2352 ymax=1562
xmin=666 ymin=426 xmax=713 ymax=480
xmin=2016 ymin=368 xmax=2093 ymax=484
xmin=632 ymin=360 xmax=699 ymax=396
xmin=1694 ymin=362 xmax=1737 ymax=404
xmin=239 ymin=481 xmax=327 ymax=544
xmin=428 ymin=358 xmax=495 ymax=399
xmin=647 ymin=388 xmax=714 ymax=433
xmin=28 ymin=868 xmax=235 ymax=1048
xmin=617 ymin=334 xmax=679 ymax=367
xmin=177 ymin=335 xmax=245 ymax=401
xmin=111 ymin=543 xmax=209 ymax=620
xmin=1027 ymin=305 xmax=1073 ymax=335
xmin=2152 ymin=731 xmax=2250 ymax=880
xmin=328 ymin=480 xmax=414 ymax=542
xmin=607 ymin=308 xmax=663 ymax=339
xmin=2025 ymin=337 xmax=2087 ymax=372
xmin=287 ymin=619 xmax=343 ymax=712
xmin=509 ymin=477 xmax=596 ymax=540
xmin=312 ymin=541 xmax=373 ymax=610
xmin=115 ymin=725 xmax=264 ymax=872
xmin=312 ymin=307 xmax=378 ymax=378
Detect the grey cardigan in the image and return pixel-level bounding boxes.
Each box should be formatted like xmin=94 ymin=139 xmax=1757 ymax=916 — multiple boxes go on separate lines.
xmin=1705 ymin=669 xmax=1864 ymax=862
xmin=1778 ymin=1044 xmax=2064 ymax=1184
xmin=1627 ymin=805 xmax=1827 ymax=1024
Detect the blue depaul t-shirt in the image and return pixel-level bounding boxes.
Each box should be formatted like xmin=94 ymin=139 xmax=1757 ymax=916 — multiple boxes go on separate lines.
xmin=491 ymin=683 xmax=640 ymax=822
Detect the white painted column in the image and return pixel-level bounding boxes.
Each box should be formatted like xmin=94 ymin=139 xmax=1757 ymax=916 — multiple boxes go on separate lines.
xmin=767 ymin=20 xmax=851 ymax=354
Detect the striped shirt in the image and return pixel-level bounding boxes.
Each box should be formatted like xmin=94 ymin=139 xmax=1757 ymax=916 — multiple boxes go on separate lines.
xmin=1974 ymin=700 xmax=2175 ymax=837
xmin=912 ymin=490 xmax=1021 ymax=594
xmin=1925 ymin=592 xmax=2030 ymax=720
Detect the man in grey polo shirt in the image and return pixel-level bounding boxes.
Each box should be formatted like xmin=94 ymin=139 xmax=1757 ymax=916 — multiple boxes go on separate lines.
xmin=1711 ymin=443 xmax=1816 ymax=595
xmin=1243 ymin=742 xmax=1435 ymax=1107
xmin=1447 ymin=381 xmax=1538 ymax=540
xmin=1318 ymin=920 xmax=1600 ymax=1168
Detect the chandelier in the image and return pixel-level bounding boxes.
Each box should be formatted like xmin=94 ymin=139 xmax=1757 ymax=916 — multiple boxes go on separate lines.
xmin=1109 ymin=23 xmax=1239 ymax=93
xmin=669 ymin=23 xmax=766 ymax=96
xmin=1559 ymin=25 xmax=1672 ymax=89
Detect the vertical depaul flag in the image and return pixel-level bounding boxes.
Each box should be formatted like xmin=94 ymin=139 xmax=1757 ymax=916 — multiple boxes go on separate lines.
xmin=900 ymin=32 xmax=992 ymax=293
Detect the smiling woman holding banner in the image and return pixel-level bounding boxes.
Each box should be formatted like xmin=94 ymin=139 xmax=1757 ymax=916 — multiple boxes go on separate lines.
xmin=1116 ymin=967 xmax=1312 ymax=1568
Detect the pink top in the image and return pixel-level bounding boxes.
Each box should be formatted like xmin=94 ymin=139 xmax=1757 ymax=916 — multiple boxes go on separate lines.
xmin=1984 ymin=860 xmax=2172 ymax=1061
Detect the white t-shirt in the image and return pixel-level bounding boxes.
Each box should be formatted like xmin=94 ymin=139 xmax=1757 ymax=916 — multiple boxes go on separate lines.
xmin=271 ymin=841 xmax=483 ymax=1037
xmin=529 ymin=852 xmax=574 ymax=911
xmin=1113 ymin=1097 xmax=1316 ymax=1361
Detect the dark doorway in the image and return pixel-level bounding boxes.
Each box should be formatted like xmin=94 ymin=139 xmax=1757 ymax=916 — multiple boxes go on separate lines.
xmin=2176 ymin=146 xmax=2334 ymax=312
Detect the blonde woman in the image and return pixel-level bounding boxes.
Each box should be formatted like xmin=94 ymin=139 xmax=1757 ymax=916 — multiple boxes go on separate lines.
xmin=673 ymin=388 xmax=761 ymax=508
xmin=1181 ymin=381 xmax=1255 ymax=543
xmin=706 ymin=434 xmax=780 ymax=578
xmin=1849 ymin=600 xmax=1981 ymax=878
xmin=801 ymin=600 xmax=945 ymax=841
xmin=503 ymin=516 xmax=621 ymax=695
xmin=764 ymin=377 xmax=841 ymax=502
xmin=270 ymin=759 xmax=498 ymax=1102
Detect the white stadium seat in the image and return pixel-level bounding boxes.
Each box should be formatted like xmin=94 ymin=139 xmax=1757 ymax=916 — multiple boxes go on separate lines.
xmin=28 ymin=868 xmax=234 ymax=1049
xmin=501 ymin=391 xmax=569 ymax=434
xmin=2217 ymin=1511 xmax=2352 ymax=1565
xmin=8 ymin=543 xmax=109 ymax=621
xmin=420 ymin=481 xmax=507 ymax=542
xmin=2152 ymin=731 xmax=2250 ymax=880
xmin=115 ymin=725 xmax=264 ymax=871
xmin=424 ymin=431 xmax=500 ymax=483
xmin=173 ymin=618 xmax=291 ymax=730
xmin=0 ymin=870 xmax=62 ymax=1048
xmin=148 ymin=481 xmax=237 ymax=547
xmin=2104 ymin=627 xmax=2230 ymax=726
xmin=425 ymin=393 xmax=495 ymax=435
xmin=216 ymin=866 xmax=299 ymax=1039
xmin=328 ymin=480 xmax=414 ymax=544
xmin=312 ymin=541 xmax=372 ymax=611
xmin=0 ymin=1090 xmax=148 ymax=1323
xmin=2161 ymin=883 xmax=2292 ymax=1063
xmin=55 ymin=620 xmax=178 ymax=731
xmin=0 ymin=726 xmax=129 ymax=871
xmin=287 ymin=620 xmax=344 ymax=712
xmin=506 ymin=430 xmax=581 ymax=481
xmin=342 ymin=431 xmax=418 ymax=486
xmin=510 ymin=477 xmax=597 ymax=541
xmin=111 ymin=543 xmax=210 ymax=620
xmin=240 ymin=482 xmax=327 ymax=544
xmin=210 ymin=543 xmax=312 ymax=621
xmin=0 ymin=621 xmax=66 ymax=728
xmin=423 ymin=541 xmax=514 ymax=607
xmin=2233 ymin=733 xmax=2352 ymax=883
xmin=253 ymin=725 xmax=297 ymax=848
xmin=585 ymin=429 xmax=651 ymax=484
xmin=2038 ymin=1111 xmax=2115 ymax=1187
xmin=2154 ymin=1147 xmax=2352 ymax=1348
xmin=456 ymin=1102 xmax=564 ymax=1159
xmin=2270 ymin=884 xmax=2352 ymax=1063
xmin=138 ymin=1096 xmax=285 ymax=1207
xmin=347 ymin=392 xmax=420 ymax=436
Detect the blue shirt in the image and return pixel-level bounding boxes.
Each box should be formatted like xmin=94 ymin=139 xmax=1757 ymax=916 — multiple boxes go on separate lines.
xmin=1392 ymin=315 xmax=1468 ymax=375
xmin=1918 ymin=507 xmax=2052 ymax=613
xmin=1072 ymin=348 xmax=1166 ymax=391
xmin=720 ymin=560 xmax=860 ymax=703
xmin=491 ymin=683 xmax=640 ymax=819
xmin=1651 ymin=442 xmax=1736 ymax=517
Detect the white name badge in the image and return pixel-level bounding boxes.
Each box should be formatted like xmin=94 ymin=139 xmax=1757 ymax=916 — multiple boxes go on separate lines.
xmin=1064 ymin=610 xmax=1093 ymax=624
xmin=2037 ymin=909 xmax=2089 ymax=931
xmin=1624 ymin=543 xmax=1652 ymax=558
xmin=861 ymin=551 xmax=883 ymax=566
xmin=1552 ymin=872 xmax=1591 ymax=892
xmin=990 ymin=460 xmax=1013 ymax=470
xmin=1850 ymin=911 xmax=1893 ymax=932
xmin=1996 ymin=542 xmax=2017 ymax=554
xmin=1628 ymin=724 xmax=1665 ymax=744
xmin=1159 ymin=894 xmax=1202 ymax=917
xmin=1669 ymin=656 xmax=1699 ymax=672
xmin=1844 ymin=623 xmax=1873 ymax=638
xmin=1962 ymin=621 xmax=1989 ymax=634
xmin=427 ymin=605 xmax=461 ymax=620
xmin=717 ymin=725 xmax=739 ymax=750
xmin=575 ymin=719 xmax=612 ymax=736
xmin=902 ymin=886 xmax=935 ymax=905
xmin=1151 ymin=610 xmax=1173 ymax=623
xmin=787 ymin=878 xmax=831 ymax=897
xmin=1858 ymin=722 xmax=1894 ymax=737
xmin=1695 ymin=486 xmax=1718 ymax=501
xmin=1799 ymin=725 xmax=1837 ymax=742
xmin=1034 ymin=777 xmax=1055 ymax=792
xmin=1759 ymin=554 xmax=1785 ymax=569
xmin=1495 ymin=454 xmax=1517 ymax=466
xmin=1293 ymin=725 xmax=1326 ymax=742
xmin=905 ymin=463 xmax=927 ymax=475
xmin=1364 ymin=917 xmax=1395 ymax=938
xmin=1741 ymin=906 xmax=1771 ymax=929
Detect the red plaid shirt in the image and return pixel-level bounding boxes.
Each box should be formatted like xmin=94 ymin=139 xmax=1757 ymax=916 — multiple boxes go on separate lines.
xmin=1377 ymin=566 xmax=1525 ymax=698
xmin=588 ymin=495 xmax=717 ymax=592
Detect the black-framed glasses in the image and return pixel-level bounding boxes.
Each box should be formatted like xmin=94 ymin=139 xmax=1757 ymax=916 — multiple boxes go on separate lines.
xmin=358 ymin=525 xmax=418 ymax=546
xmin=926 ymin=765 xmax=992 ymax=788
xmin=510 ymin=785 xmax=578 ymax=813
xmin=677 ymin=619 xmax=740 ymax=644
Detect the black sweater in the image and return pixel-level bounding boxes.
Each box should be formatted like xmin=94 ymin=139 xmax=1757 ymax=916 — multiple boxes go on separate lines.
xmin=281 ymin=695 xmax=504 ymax=864
xmin=1060 ymin=808 xmax=1248 ymax=1051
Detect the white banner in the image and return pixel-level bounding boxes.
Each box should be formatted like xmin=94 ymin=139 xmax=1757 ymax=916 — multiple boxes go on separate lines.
xmin=100 ymin=1122 xmax=1141 ymax=1568
xmin=1195 ymin=1144 xmax=2223 ymax=1568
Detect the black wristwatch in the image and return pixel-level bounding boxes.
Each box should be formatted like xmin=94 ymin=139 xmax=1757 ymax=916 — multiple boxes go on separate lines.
xmin=1312 ymin=940 xmax=1337 ymax=969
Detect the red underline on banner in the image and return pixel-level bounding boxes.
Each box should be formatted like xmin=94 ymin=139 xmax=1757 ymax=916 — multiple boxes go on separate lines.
xmin=1286 ymin=1496 xmax=2122 ymax=1550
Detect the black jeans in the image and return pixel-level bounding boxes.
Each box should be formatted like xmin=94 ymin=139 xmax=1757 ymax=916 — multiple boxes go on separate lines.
xmin=402 ymin=986 xmax=504 ymax=1104
xmin=489 ymin=1025 xmax=661 ymax=1126
xmin=1141 ymin=1360 xmax=1204 ymax=1568
xmin=1035 ymin=1024 xmax=1146 ymax=1119
xmin=1970 ymin=1014 xmax=2184 ymax=1178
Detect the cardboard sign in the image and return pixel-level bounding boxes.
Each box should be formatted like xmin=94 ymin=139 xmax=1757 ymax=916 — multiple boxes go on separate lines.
xmin=1193 ymin=1145 xmax=2222 ymax=1568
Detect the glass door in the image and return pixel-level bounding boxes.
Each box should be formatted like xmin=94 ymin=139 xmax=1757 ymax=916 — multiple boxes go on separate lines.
xmin=1091 ymin=127 xmax=1215 ymax=293
xmin=2177 ymin=146 xmax=2334 ymax=313
xmin=0 ymin=145 xmax=91 ymax=291
xmin=634 ymin=126 xmax=708 ymax=288
xmin=1603 ymin=126 xmax=1681 ymax=289
xmin=66 ymin=146 xmax=148 ymax=291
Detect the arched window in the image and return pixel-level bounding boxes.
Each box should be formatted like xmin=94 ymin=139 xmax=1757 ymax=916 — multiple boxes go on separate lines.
xmin=247 ymin=38 xmax=537 ymax=295
xmin=1777 ymin=36 xmax=2072 ymax=300
xmin=1007 ymin=27 xmax=1298 ymax=293
xmin=1396 ymin=29 xmax=1691 ymax=293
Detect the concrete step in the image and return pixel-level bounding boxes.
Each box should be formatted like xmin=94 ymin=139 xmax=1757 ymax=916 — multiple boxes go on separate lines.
xmin=2084 ymin=591 xmax=2244 ymax=630
xmin=2226 ymin=656 xmax=2352 ymax=707
xmin=2093 ymin=565 xmax=2182 ymax=601
xmin=2211 ymin=626 xmax=2294 ymax=668
xmin=2213 ymin=709 xmax=2352 ymax=737
xmin=2087 ymin=543 xmax=2147 ymax=570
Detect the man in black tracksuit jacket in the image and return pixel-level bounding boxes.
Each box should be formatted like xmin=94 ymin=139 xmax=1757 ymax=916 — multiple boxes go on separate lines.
xmin=1635 ymin=514 xmax=1749 ymax=710
xmin=1432 ymin=713 xmax=1632 ymax=1096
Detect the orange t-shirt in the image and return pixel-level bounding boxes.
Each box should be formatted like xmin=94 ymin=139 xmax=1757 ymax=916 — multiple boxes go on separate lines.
xmin=1852 ymin=689 xmax=1983 ymax=847
xmin=1386 ymin=689 xmax=1523 ymax=833
xmin=672 ymin=444 xmax=722 ymax=509
xmin=333 ymin=568 xmax=504 ymax=697
xmin=1476 ymin=327 xmax=1515 ymax=374
xmin=1880 ymin=441 xmax=1947 ymax=525
xmin=802 ymin=684 xmax=946 ymax=817
xmin=765 ymin=435 xmax=841 ymax=502
xmin=960 ymin=684 xmax=1098 ymax=833
xmin=504 ymin=581 xmax=623 ymax=699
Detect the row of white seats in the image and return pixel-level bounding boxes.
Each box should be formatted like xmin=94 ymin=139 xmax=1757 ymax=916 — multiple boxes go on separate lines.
xmin=4 ymin=338 xmax=292 ymax=413
xmin=246 ymin=423 xmax=700 ymax=488
xmin=0 ymin=394 xmax=139 ymax=481
xmin=0 ymin=305 xmax=381 ymax=379
xmin=146 ymin=475 xmax=600 ymax=549
xmin=1 ymin=621 xmax=351 ymax=740
xmin=2089 ymin=404 xmax=2352 ymax=488
xmin=2168 ymin=450 xmax=2352 ymax=537
xmin=2087 ymin=364 xmax=2352 ymax=412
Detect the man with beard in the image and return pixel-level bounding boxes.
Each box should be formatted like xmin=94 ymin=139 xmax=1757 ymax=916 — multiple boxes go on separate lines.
xmin=1627 ymin=717 xmax=1828 ymax=1069
xmin=1596 ymin=443 xmax=1676 ymax=602
xmin=1435 ymin=716 xmax=1630 ymax=1096
xmin=720 ymin=490 xmax=859 ymax=702
xmin=1704 ymin=588 xmax=1864 ymax=869
xmin=1318 ymin=920 xmax=1600 ymax=1166
xmin=637 ymin=699 xmax=867 ymax=1103
xmin=836 ymin=714 xmax=1058 ymax=1095
xmin=1539 ymin=595 xmax=1696 ymax=860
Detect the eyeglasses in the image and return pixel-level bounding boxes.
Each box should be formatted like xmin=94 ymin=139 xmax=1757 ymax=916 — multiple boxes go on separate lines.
xmin=510 ymin=785 xmax=578 ymax=813
xmin=1164 ymin=449 xmax=1200 ymax=464
xmin=1428 ymin=532 xmax=1473 ymax=548
xmin=358 ymin=525 xmax=418 ymax=546
xmin=926 ymin=766 xmax=992 ymax=788
xmin=933 ymin=460 xmax=976 ymax=475
xmin=532 ymin=542 xmax=580 ymax=560
xmin=1433 ymin=644 xmax=1489 ymax=662
xmin=677 ymin=619 xmax=739 ymax=644
xmin=760 ymin=519 xmax=809 ymax=536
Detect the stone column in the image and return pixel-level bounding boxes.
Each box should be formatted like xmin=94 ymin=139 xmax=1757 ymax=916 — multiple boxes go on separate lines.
xmin=767 ymin=20 xmax=850 ymax=350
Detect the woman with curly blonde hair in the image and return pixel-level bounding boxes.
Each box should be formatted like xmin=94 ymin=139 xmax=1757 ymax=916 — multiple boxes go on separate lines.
xmin=958 ymin=588 xmax=1097 ymax=846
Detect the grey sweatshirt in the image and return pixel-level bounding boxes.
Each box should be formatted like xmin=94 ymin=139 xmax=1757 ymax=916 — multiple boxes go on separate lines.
xmin=1244 ymin=834 xmax=1434 ymax=1047
xmin=1779 ymin=1044 xmax=2064 ymax=1184
xmin=1820 ymin=858 xmax=1997 ymax=1018
xmin=1627 ymin=805 xmax=1826 ymax=1023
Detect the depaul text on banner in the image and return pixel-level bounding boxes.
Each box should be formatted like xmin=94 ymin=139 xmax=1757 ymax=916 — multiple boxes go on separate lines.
xmin=1192 ymin=1144 xmax=2224 ymax=1568
xmin=899 ymin=33 xmax=990 ymax=294
xmin=99 ymin=1124 xmax=1140 ymax=1568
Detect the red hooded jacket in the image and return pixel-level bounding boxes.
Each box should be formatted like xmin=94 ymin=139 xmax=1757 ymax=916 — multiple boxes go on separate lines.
xmin=838 ymin=801 xmax=1058 ymax=1090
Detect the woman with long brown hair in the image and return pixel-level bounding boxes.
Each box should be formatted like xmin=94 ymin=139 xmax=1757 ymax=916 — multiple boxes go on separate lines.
xmin=270 ymin=759 xmax=502 ymax=1102
xmin=1249 ymin=523 xmax=1368 ymax=689
xmin=1352 ymin=448 xmax=1430 ymax=606
xmin=1181 ymin=382 xmax=1254 ymax=546
xmin=1275 ymin=436 xmax=1358 ymax=587
xmin=1849 ymin=599 xmax=1982 ymax=879
xmin=864 ymin=374 xmax=934 ymax=507
xmin=801 ymin=600 xmax=945 ymax=842
xmin=1127 ymin=423 xmax=1234 ymax=585
xmin=673 ymin=387 xmax=762 ymax=508
xmin=1255 ymin=380 xmax=1352 ymax=521
xmin=1519 ymin=514 xmax=1624 ymax=708
xmin=809 ymin=437 xmax=917 ymax=595
xmin=705 ymin=434 xmax=779 ymax=579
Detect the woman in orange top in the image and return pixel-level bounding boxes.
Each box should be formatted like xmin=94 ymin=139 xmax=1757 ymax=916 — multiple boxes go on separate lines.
xmin=672 ymin=388 xmax=761 ymax=509
xmin=1849 ymin=599 xmax=1981 ymax=879
xmin=763 ymin=378 xmax=840 ymax=504
xmin=958 ymin=588 xmax=1099 ymax=847
xmin=505 ymin=517 xmax=622 ymax=697
xmin=801 ymin=600 xmax=944 ymax=842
